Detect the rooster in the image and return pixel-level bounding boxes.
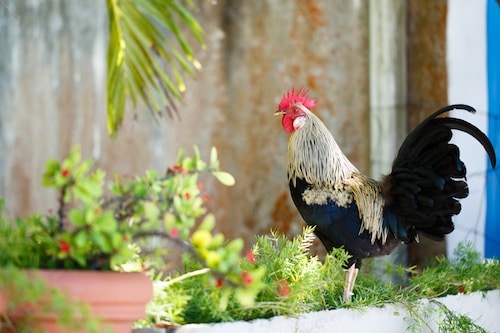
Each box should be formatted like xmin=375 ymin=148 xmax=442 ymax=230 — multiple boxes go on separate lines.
xmin=275 ymin=87 xmax=497 ymax=301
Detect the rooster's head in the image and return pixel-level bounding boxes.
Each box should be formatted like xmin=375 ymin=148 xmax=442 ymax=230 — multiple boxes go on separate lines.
xmin=275 ymin=87 xmax=316 ymax=134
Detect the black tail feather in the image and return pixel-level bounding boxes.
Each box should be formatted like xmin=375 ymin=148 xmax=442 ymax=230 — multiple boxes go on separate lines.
xmin=382 ymin=104 xmax=496 ymax=243
xmin=433 ymin=117 xmax=497 ymax=168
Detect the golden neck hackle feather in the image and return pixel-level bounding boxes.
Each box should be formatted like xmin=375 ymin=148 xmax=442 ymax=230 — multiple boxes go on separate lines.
xmin=287 ymin=105 xmax=387 ymax=244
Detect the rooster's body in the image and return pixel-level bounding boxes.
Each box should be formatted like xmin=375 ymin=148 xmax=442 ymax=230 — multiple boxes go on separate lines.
xmin=276 ymin=88 xmax=497 ymax=300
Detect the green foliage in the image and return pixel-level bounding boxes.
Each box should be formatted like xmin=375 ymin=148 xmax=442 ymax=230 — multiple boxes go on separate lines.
xmin=0 ymin=215 xmax=59 ymax=269
xmin=0 ymin=145 xmax=265 ymax=329
xmin=243 ymin=227 xmax=348 ymax=317
xmin=138 ymin=227 xmax=499 ymax=332
xmin=0 ymin=145 xmax=244 ymax=273
xmin=433 ymin=300 xmax=487 ymax=333
xmin=407 ymin=242 xmax=500 ymax=298
xmin=106 ymin=0 xmax=204 ymax=136
xmin=402 ymin=299 xmax=488 ymax=333
xmin=140 ymin=227 xmax=349 ymax=324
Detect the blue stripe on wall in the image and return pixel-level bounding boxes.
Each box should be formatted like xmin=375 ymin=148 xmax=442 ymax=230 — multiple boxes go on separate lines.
xmin=486 ymin=0 xmax=500 ymax=258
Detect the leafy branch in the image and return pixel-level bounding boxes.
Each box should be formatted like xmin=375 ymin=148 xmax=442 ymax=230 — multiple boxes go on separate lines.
xmin=106 ymin=0 xmax=204 ymax=137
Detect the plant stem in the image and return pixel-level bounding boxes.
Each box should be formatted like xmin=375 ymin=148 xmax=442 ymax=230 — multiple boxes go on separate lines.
xmin=57 ymin=185 xmax=68 ymax=232
xmin=157 ymin=268 xmax=211 ymax=288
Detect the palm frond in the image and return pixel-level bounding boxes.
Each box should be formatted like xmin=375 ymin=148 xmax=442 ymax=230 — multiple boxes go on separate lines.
xmin=106 ymin=0 xmax=204 ymax=137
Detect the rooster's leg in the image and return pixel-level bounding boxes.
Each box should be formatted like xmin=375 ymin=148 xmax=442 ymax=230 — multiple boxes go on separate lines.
xmin=343 ymin=263 xmax=359 ymax=301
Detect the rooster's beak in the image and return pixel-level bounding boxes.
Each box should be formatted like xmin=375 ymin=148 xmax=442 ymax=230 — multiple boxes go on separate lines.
xmin=274 ymin=110 xmax=285 ymax=116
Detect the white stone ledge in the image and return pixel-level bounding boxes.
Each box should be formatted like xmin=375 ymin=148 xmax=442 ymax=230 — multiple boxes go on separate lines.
xmin=173 ymin=290 xmax=500 ymax=333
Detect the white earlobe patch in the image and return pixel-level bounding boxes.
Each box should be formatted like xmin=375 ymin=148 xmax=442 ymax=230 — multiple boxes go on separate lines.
xmin=293 ymin=116 xmax=306 ymax=130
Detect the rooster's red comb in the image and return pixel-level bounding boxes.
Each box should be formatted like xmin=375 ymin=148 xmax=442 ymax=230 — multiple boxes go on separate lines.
xmin=278 ymin=87 xmax=316 ymax=111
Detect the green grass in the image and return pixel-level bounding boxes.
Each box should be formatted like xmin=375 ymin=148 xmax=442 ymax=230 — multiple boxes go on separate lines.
xmin=138 ymin=227 xmax=500 ymax=331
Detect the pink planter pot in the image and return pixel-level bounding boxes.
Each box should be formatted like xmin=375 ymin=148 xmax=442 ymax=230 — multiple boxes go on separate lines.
xmin=5 ymin=270 xmax=153 ymax=333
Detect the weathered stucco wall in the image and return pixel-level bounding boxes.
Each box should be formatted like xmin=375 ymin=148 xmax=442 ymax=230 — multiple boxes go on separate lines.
xmin=0 ymin=1 xmax=370 ymax=247
xmin=1 ymin=0 xmax=110 ymax=215
xmin=406 ymin=0 xmax=449 ymax=266
xmin=196 ymin=0 xmax=370 ymax=241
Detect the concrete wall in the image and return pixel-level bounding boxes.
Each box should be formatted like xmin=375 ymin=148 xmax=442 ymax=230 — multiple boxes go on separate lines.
xmin=405 ymin=0 xmax=450 ymax=266
xmin=0 ymin=1 xmax=370 ymax=248
xmin=447 ymin=0 xmax=490 ymax=258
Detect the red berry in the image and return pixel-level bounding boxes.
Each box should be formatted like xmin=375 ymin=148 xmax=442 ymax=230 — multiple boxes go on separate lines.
xmin=241 ymin=271 xmax=253 ymax=285
xmin=245 ymin=250 xmax=256 ymax=264
xmin=215 ymin=278 xmax=224 ymax=288
xmin=276 ymin=279 xmax=291 ymax=297
xmin=169 ymin=228 xmax=179 ymax=238
xmin=172 ymin=164 xmax=188 ymax=175
xmin=58 ymin=239 xmax=70 ymax=253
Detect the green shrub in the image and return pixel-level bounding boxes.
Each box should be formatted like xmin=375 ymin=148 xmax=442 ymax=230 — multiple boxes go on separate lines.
xmin=140 ymin=227 xmax=499 ymax=331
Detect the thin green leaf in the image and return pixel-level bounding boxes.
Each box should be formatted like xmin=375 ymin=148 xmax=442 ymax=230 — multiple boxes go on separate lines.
xmin=212 ymin=171 xmax=235 ymax=187
xmin=151 ymin=57 xmax=183 ymax=100
xmin=169 ymin=44 xmax=196 ymax=76
xmin=161 ymin=8 xmax=195 ymax=59
xmin=168 ymin=0 xmax=204 ymax=44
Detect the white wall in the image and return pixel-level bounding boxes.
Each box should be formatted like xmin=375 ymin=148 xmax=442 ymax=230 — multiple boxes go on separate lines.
xmin=447 ymin=0 xmax=489 ymax=257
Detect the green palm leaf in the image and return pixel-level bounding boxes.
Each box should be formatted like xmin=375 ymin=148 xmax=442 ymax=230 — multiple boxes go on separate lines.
xmin=106 ymin=0 xmax=204 ymax=137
